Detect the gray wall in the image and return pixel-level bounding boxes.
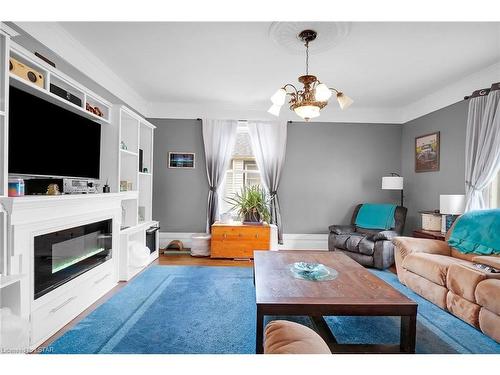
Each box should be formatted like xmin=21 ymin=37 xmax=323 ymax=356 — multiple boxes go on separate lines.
xmin=401 ymin=101 xmax=467 ymax=234
xmin=150 ymin=119 xmax=403 ymax=234
xmin=150 ymin=118 xmax=208 ymax=233
xmin=280 ymin=122 xmax=403 ymax=233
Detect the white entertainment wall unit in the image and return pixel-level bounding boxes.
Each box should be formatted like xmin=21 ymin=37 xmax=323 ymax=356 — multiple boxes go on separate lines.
xmin=0 ymin=27 xmax=158 ymax=351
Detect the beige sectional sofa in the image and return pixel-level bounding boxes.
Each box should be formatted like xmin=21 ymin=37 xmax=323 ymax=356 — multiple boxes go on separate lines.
xmin=393 ymin=234 xmax=500 ymax=343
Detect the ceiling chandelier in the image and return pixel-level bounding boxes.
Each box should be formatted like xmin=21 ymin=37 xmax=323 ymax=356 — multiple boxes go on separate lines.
xmin=268 ymin=29 xmax=353 ymax=122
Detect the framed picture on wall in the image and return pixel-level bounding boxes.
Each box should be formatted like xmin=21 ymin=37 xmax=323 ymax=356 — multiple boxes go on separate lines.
xmin=415 ymin=131 xmax=440 ymax=172
xmin=168 ymin=152 xmax=196 ymax=169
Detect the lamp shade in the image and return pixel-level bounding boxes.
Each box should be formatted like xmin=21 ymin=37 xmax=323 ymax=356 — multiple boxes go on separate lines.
xmin=293 ymin=105 xmax=321 ymax=121
xmin=315 ymin=83 xmax=332 ymax=101
xmin=382 ymin=176 xmax=404 ymax=190
xmin=267 ymin=104 xmax=281 ymax=117
xmin=336 ymin=92 xmax=354 ymax=110
xmin=270 ymin=88 xmax=287 ymax=106
xmin=440 ymin=195 xmax=465 ymax=215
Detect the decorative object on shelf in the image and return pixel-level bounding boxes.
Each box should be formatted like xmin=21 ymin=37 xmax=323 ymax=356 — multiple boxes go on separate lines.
xmin=381 ymin=173 xmax=404 ymax=206
xmin=267 ymin=29 xmax=353 ymax=121
xmin=168 ymin=152 xmax=195 ymax=168
xmin=419 ymin=210 xmax=441 ymax=231
xmin=46 ymin=183 xmax=61 ymax=195
xmin=225 ymin=185 xmax=271 ymax=224
xmin=440 ymin=194 xmax=465 ymax=233
xmin=415 ymin=131 xmax=440 ymax=172
xmin=138 ymin=206 xmax=145 ymax=222
xmin=9 ymin=57 xmax=45 ymax=88
xmin=8 ymin=178 xmax=25 ymax=197
xmin=120 ymin=141 xmax=128 ymax=151
xmin=142 ymin=167 xmax=148 ymax=173
xmin=120 ymin=180 xmax=128 ymax=192
xmin=50 ymin=84 xmax=82 ymax=107
xmin=127 ymin=182 xmax=133 ymax=191
xmin=35 ymin=52 xmax=56 ymax=67
xmin=103 ymin=179 xmax=110 ymax=193
xmin=289 ymin=262 xmax=338 ymax=281
xmin=85 ymin=103 xmax=103 ymax=117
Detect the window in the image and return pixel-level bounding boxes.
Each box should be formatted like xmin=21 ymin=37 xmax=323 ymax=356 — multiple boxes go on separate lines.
xmin=220 ymin=122 xmax=262 ymax=214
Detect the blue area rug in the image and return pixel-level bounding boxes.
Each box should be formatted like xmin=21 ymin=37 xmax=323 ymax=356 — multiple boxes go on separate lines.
xmin=46 ymin=265 xmax=500 ymax=354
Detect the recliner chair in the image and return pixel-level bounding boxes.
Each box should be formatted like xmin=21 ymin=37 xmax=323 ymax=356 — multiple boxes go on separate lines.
xmin=328 ymin=203 xmax=407 ymax=269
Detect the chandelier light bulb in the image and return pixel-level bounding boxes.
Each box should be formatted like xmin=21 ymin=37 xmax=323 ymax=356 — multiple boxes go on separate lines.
xmin=294 ymin=105 xmax=321 ymax=122
xmin=315 ymin=83 xmax=332 ymax=101
xmin=267 ymin=104 xmax=281 ymax=117
xmin=336 ymin=92 xmax=354 ymax=110
xmin=270 ymin=88 xmax=287 ymax=106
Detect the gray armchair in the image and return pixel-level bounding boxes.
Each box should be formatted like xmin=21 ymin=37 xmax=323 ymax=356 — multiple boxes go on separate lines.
xmin=328 ymin=204 xmax=407 ymax=270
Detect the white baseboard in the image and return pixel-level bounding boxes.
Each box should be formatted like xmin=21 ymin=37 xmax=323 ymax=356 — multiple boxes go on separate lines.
xmin=159 ymin=232 xmax=328 ymax=251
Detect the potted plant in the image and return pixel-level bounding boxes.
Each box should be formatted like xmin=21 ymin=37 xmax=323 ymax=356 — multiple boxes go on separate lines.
xmin=225 ymin=185 xmax=271 ymax=224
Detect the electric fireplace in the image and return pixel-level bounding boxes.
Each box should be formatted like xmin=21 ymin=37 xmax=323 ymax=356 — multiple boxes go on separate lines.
xmin=34 ymin=219 xmax=112 ymax=299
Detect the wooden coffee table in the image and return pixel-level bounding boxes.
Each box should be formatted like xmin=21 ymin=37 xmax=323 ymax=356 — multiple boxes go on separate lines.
xmin=254 ymin=250 xmax=417 ymax=354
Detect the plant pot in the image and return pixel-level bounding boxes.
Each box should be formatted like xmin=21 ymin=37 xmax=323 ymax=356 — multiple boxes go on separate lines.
xmin=243 ymin=210 xmax=262 ymax=225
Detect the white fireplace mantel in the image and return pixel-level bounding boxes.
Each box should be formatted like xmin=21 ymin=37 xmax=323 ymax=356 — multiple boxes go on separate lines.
xmin=0 ymin=192 xmax=130 ymax=350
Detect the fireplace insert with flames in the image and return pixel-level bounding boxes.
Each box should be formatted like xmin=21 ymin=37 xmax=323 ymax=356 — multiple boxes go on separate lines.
xmin=34 ymin=219 xmax=112 ymax=299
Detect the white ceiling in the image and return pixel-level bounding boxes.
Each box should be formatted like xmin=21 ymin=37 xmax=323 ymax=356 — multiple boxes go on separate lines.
xmin=29 ymin=22 xmax=500 ymax=122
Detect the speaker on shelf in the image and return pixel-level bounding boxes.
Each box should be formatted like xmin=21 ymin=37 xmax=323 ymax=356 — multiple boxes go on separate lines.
xmin=49 ymin=84 xmax=82 ymax=107
xmin=9 ymin=57 xmax=45 ymax=88
xmin=139 ymin=149 xmax=144 ymax=172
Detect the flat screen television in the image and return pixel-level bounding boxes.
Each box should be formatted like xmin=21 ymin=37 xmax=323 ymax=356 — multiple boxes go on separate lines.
xmin=8 ymin=86 xmax=101 ymax=179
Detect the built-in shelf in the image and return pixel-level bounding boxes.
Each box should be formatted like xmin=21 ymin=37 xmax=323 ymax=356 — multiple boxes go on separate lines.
xmin=9 ymin=74 xmax=111 ymax=125
xmin=0 ymin=274 xmax=25 ymax=289
xmin=120 ymin=149 xmax=138 ymax=157
xmin=9 ymin=44 xmax=112 ymax=125
xmin=119 ymin=190 xmax=139 ymax=200
xmin=139 ymin=172 xmax=152 ymax=177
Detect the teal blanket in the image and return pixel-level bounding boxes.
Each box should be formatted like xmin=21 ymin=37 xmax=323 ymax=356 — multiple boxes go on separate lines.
xmin=355 ymin=203 xmax=396 ymax=230
xmin=448 ymin=209 xmax=500 ymax=255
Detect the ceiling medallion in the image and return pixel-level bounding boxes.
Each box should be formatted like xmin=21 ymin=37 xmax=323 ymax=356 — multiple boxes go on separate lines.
xmin=268 ymin=29 xmax=353 ymax=122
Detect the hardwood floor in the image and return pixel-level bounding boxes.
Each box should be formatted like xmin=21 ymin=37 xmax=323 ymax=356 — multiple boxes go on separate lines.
xmin=158 ymin=253 xmax=253 ymax=267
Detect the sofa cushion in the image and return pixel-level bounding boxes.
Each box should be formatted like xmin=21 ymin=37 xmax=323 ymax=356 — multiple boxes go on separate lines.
xmin=335 ymin=233 xmax=375 ymax=255
xmin=475 ymin=279 xmax=500 ymax=315
xmin=402 ymin=253 xmax=466 ymax=286
xmin=446 ymin=291 xmax=480 ymax=328
xmin=264 ymin=320 xmax=331 ymax=354
xmin=479 ymin=308 xmax=500 ymax=343
xmin=332 ymin=234 xmax=350 ymax=250
xmin=336 ymin=249 xmax=374 ymax=267
xmin=446 ymin=263 xmax=486 ymax=303
xmin=403 ymin=270 xmax=448 ymax=309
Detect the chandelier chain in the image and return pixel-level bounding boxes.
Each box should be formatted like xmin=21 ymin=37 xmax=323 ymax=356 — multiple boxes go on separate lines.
xmin=305 ymin=41 xmax=309 ymax=75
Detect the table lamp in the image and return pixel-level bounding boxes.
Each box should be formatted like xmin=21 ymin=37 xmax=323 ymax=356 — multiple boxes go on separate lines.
xmin=382 ymin=173 xmax=404 ymax=206
xmin=439 ymin=194 xmax=465 ymax=233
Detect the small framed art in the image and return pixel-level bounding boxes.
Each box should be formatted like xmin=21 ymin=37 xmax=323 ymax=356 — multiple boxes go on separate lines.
xmin=415 ymin=131 xmax=440 ymax=172
xmin=168 ymin=152 xmax=196 ymax=169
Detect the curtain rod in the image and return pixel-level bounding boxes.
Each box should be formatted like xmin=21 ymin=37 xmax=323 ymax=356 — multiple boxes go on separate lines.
xmin=464 ymin=82 xmax=500 ymax=100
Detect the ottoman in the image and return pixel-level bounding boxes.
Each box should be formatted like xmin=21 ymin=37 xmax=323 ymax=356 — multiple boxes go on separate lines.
xmin=264 ymin=320 xmax=331 ymax=354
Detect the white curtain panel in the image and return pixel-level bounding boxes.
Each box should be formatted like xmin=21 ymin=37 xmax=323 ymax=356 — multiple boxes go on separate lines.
xmin=202 ymin=119 xmax=238 ymax=232
xmin=465 ymin=86 xmax=500 ymax=211
xmin=248 ymin=121 xmax=287 ymax=244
